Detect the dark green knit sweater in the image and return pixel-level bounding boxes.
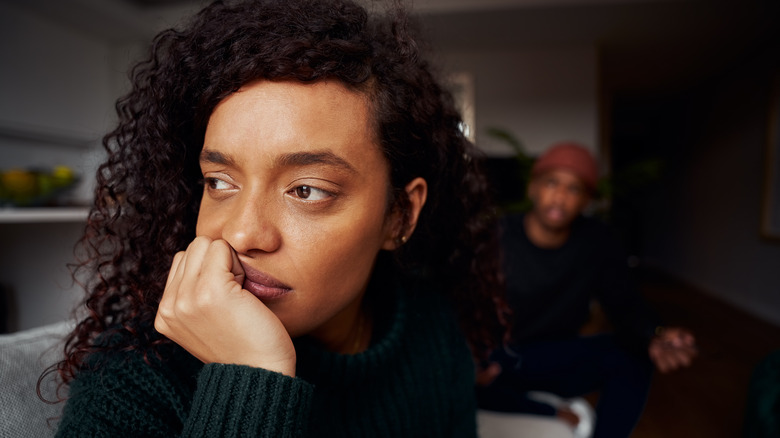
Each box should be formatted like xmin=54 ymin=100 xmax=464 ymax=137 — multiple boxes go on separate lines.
xmin=55 ymin=282 xmax=477 ymax=437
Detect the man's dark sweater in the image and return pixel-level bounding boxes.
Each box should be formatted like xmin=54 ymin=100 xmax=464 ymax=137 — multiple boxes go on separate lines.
xmin=502 ymin=213 xmax=659 ymax=347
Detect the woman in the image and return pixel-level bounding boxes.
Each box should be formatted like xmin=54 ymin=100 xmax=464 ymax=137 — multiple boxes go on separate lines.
xmin=49 ymin=0 xmax=508 ymax=436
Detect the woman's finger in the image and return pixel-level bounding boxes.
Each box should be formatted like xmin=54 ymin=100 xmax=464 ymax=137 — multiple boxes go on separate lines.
xmin=165 ymin=251 xmax=186 ymax=289
xmin=199 ymin=240 xmax=245 ymax=294
xmin=176 ymin=237 xmax=214 ymax=293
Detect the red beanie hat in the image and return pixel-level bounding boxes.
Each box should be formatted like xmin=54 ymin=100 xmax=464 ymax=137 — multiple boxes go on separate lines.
xmin=531 ymin=142 xmax=599 ymax=193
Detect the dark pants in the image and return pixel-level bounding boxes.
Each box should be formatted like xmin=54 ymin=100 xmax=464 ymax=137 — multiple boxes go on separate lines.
xmin=476 ymin=334 xmax=653 ymax=438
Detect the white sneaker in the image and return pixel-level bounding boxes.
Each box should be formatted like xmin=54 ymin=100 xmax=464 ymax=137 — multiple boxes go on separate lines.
xmin=526 ymin=391 xmax=596 ymax=438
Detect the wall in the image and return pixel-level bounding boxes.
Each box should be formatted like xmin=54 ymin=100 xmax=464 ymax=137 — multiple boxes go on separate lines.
xmin=0 ymin=2 xmax=120 ymax=330
xmin=639 ymin=53 xmax=780 ymax=326
xmin=0 ymin=2 xmax=116 ymax=204
xmin=438 ymin=45 xmax=598 ymax=158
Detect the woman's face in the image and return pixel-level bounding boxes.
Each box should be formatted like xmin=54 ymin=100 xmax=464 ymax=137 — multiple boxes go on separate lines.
xmin=196 ymin=80 xmax=398 ymax=347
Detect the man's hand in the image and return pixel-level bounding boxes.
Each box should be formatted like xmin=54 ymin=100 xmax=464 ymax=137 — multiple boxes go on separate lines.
xmin=648 ymin=326 xmax=697 ymax=373
xmin=476 ymin=361 xmax=502 ymax=386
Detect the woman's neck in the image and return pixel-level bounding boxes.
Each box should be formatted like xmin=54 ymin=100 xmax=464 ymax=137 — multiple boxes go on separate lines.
xmin=311 ymin=297 xmax=373 ymax=355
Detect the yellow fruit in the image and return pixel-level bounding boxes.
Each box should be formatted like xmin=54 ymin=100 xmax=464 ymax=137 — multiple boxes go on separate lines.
xmin=51 ymin=165 xmax=75 ymax=188
xmin=52 ymin=165 xmax=74 ymax=180
xmin=1 ymin=169 xmax=38 ymax=205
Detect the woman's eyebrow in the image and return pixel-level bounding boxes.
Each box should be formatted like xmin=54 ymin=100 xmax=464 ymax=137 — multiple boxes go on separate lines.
xmin=275 ymin=150 xmax=357 ymax=174
xmin=200 ymin=149 xmax=236 ymax=167
xmin=200 ymin=148 xmax=358 ymax=174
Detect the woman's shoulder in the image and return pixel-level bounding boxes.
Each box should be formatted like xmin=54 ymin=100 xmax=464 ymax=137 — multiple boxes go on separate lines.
xmin=400 ymin=275 xmax=465 ymax=341
xmin=73 ymin=325 xmax=201 ymax=396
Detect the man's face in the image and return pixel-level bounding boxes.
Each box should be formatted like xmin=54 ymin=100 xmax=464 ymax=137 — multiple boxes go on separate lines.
xmin=527 ymin=169 xmax=590 ymax=231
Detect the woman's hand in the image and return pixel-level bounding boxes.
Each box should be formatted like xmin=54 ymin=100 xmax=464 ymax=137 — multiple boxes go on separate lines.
xmin=154 ymin=236 xmax=296 ymax=376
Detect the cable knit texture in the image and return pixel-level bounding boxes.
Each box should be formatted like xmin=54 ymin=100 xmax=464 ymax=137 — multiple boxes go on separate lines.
xmin=55 ymin=280 xmax=477 ymax=437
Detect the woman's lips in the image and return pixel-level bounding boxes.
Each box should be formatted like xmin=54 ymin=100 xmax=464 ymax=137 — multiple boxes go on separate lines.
xmin=240 ymin=263 xmax=292 ymax=301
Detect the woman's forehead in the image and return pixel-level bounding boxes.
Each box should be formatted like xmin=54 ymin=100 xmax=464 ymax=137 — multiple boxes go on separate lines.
xmin=202 ymin=80 xmax=387 ymax=174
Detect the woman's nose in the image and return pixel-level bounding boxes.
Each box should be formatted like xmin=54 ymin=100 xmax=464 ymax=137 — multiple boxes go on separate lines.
xmin=221 ymin=195 xmax=282 ymax=256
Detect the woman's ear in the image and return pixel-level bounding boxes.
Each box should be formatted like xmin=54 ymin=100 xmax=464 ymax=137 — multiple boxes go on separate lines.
xmin=403 ymin=177 xmax=428 ymax=237
xmin=382 ymin=177 xmax=428 ymax=250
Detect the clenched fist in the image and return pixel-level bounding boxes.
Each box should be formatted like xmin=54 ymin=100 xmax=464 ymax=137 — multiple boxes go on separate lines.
xmin=155 ymin=236 xmax=296 ymax=376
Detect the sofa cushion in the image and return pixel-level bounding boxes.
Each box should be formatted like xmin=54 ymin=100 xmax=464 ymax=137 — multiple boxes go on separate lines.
xmin=0 ymin=321 xmax=72 ymax=438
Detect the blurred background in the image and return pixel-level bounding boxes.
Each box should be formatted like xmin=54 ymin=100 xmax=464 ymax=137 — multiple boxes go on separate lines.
xmin=1 ymin=0 xmax=779 ymax=435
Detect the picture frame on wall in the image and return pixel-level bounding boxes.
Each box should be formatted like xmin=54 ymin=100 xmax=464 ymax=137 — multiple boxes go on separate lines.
xmin=761 ymin=74 xmax=780 ymax=241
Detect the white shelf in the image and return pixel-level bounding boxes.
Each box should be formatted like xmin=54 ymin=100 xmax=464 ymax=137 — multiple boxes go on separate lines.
xmin=0 ymin=207 xmax=89 ymax=223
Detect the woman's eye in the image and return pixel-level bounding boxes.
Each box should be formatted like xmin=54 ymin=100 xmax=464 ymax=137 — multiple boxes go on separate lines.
xmin=292 ymin=185 xmax=331 ymax=201
xmin=204 ymin=177 xmax=232 ymax=190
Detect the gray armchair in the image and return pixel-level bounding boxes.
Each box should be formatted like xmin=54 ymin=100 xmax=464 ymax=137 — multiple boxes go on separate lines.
xmin=0 ymin=321 xmax=72 ymax=438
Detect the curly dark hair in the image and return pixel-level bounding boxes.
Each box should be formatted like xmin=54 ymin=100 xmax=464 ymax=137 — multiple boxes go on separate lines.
xmin=49 ymin=0 xmax=509 ymax=389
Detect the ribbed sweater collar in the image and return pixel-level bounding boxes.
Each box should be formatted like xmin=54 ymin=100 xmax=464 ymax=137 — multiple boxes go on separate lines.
xmin=293 ymin=284 xmax=406 ymax=388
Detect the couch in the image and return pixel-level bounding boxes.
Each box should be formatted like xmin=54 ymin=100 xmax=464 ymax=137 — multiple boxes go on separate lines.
xmin=0 ymin=321 xmax=72 ymax=438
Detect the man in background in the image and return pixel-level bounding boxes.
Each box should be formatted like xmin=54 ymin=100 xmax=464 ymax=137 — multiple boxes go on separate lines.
xmin=477 ymin=142 xmax=697 ymax=438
